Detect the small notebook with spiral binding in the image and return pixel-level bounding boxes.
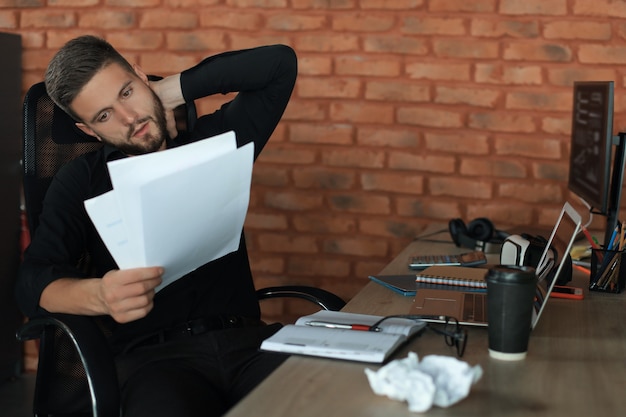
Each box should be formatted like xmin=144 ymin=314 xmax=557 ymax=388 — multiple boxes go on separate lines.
xmin=415 ymin=265 xmax=488 ymax=288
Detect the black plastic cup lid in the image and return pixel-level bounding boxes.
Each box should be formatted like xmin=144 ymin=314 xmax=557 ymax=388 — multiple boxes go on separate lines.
xmin=486 ymin=265 xmax=537 ymax=283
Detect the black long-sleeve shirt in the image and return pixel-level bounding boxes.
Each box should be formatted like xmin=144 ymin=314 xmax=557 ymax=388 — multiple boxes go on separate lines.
xmin=16 ymin=45 xmax=297 ymax=353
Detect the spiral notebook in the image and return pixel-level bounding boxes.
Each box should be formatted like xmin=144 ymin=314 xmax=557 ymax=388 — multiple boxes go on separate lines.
xmin=414 ymin=265 xmax=488 ymax=288
xmin=369 ymin=274 xmax=488 ymax=297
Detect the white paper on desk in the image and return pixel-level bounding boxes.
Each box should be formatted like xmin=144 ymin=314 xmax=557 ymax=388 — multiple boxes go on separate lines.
xmin=84 ymin=131 xmax=253 ymax=292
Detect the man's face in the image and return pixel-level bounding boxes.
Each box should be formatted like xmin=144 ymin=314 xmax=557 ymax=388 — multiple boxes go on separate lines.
xmin=71 ymin=62 xmax=168 ymax=155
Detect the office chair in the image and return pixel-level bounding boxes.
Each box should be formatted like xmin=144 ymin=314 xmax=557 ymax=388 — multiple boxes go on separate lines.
xmin=16 ymin=81 xmax=345 ymax=417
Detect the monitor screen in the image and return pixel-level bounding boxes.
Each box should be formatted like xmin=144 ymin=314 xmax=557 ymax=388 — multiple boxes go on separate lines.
xmin=567 ymin=81 xmax=614 ymax=214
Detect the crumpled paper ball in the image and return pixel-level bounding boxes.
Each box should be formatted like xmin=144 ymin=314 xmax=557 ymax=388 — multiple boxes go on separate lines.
xmin=365 ymin=352 xmax=483 ymax=413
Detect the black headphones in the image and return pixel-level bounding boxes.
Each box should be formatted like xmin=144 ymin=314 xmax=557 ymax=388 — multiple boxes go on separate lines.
xmin=448 ymin=217 xmax=509 ymax=254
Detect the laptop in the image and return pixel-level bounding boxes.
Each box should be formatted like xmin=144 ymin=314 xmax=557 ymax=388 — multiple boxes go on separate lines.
xmin=410 ymin=202 xmax=582 ymax=328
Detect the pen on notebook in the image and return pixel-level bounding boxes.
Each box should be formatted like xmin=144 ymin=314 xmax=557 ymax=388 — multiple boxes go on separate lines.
xmin=305 ymin=321 xmax=374 ymax=331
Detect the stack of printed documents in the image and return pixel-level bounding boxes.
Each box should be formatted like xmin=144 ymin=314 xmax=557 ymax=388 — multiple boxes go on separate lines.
xmin=84 ymin=131 xmax=253 ymax=291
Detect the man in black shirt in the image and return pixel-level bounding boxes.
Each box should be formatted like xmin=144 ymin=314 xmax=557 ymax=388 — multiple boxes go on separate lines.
xmin=15 ymin=35 xmax=296 ymax=416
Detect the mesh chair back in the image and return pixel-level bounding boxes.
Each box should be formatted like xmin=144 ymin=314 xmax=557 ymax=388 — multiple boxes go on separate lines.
xmin=34 ymin=327 xmax=92 ymax=415
xmin=23 ymin=82 xmax=103 ymax=416
xmin=22 ymin=82 xmax=103 ymax=235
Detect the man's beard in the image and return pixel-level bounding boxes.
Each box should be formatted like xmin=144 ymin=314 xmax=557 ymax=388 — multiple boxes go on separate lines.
xmin=107 ymin=90 xmax=169 ymax=156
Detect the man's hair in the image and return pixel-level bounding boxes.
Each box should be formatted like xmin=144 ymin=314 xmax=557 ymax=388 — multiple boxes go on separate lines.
xmin=45 ymin=35 xmax=135 ymax=121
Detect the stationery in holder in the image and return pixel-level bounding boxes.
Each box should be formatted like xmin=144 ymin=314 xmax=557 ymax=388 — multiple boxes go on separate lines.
xmin=589 ymin=248 xmax=625 ymax=293
xmin=415 ymin=265 xmax=488 ymax=289
xmin=259 ymin=310 xmax=427 ymax=363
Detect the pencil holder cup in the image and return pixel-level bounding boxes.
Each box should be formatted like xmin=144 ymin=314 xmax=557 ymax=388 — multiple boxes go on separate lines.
xmin=589 ymin=248 xmax=626 ymax=293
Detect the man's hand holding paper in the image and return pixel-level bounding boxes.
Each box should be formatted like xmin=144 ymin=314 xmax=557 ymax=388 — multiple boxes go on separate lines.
xmin=98 ymin=267 xmax=163 ymax=323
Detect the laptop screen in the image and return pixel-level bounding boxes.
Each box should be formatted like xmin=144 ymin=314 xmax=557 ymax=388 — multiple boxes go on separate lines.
xmin=531 ymin=202 xmax=582 ymax=328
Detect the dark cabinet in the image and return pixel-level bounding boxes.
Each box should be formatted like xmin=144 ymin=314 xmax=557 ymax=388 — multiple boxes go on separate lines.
xmin=0 ymin=32 xmax=23 ymax=381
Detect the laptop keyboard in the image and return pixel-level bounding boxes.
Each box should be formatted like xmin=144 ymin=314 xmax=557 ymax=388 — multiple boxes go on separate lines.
xmin=461 ymin=293 xmax=487 ymax=323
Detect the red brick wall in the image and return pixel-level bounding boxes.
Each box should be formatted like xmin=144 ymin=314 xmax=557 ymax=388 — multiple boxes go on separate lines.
xmin=4 ymin=0 xmax=626 ymax=320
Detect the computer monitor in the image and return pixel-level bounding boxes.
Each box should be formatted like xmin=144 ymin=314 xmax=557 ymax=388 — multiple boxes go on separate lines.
xmin=568 ymin=81 xmax=614 ymax=214
xmin=567 ymin=81 xmax=625 ymax=248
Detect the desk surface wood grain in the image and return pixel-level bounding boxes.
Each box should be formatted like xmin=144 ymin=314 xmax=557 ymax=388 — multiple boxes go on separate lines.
xmin=226 ymin=233 xmax=626 ymax=417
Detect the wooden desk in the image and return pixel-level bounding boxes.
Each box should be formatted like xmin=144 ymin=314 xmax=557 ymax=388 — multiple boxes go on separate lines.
xmin=226 ymin=237 xmax=626 ymax=417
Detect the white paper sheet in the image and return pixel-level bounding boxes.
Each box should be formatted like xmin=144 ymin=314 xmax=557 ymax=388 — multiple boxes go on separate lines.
xmin=84 ymin=131 xmax=253 ymax=291
xmin=106 ymin=130 xmax=238 ymax=264
xmin=84 ymin=190 xmax=133 ymax=268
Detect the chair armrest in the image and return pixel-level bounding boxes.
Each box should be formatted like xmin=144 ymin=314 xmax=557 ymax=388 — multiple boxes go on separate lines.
xmin=256 ymin=285 xmax=346 ymax=311
xmin=17 ymin=313 xmax=120 ymax=417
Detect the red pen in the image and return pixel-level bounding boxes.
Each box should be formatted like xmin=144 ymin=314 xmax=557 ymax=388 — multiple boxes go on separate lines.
xmin=305 ymin=321 xmax=372 ymax=331
xmin=581 ymin=225 xmax=603 ymax=263
xmin=581 ymin=225 xmax=599 ymax=250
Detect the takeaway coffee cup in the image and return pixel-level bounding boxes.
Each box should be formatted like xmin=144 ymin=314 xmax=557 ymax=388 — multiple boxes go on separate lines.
xmin=486 ymin=265 xmax=537 ymax=360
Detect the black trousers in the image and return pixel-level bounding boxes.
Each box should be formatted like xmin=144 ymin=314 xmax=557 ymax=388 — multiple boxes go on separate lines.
xmin=115 ymin=323 xmax=288 ymax=417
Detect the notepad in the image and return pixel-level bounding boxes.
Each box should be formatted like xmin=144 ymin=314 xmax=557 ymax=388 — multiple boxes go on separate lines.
xmin=260 ymin=311 xmax=426 ymax=363
xmin=369 ymin=274 xmax=487 ymax=296
xmin=415 ymin=265 xmax=488 ymax=288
